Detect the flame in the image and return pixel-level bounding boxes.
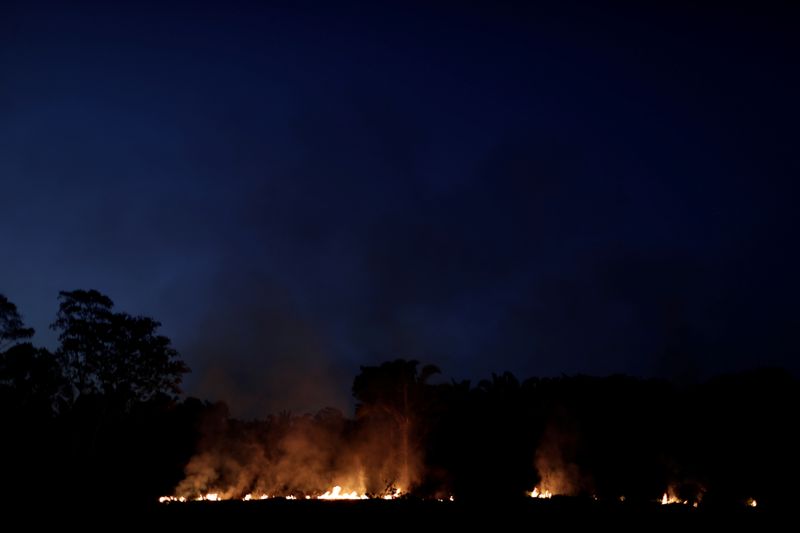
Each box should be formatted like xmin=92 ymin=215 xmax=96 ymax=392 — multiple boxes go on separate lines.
xmin=158 ymin=496 xmax=187 ymax=503
xmin=242 ymin=493 xmax=270 ymax=501
xmin=159 ymin=486 xmax=404 ymax=503
xmin=382 ymin=488 xmax=402 ymax=500
xmin=660 ymin=487 xmax=690 ymax=506
xmin=317 ymin=486 xmax=368 ymax=500
xmin=530 ymin=487 xmax=553 ymax=499
xmin=159 ymin=493 xmax=222 ymax=502
xmin=746 ymin=498 xmax=757 ymax=508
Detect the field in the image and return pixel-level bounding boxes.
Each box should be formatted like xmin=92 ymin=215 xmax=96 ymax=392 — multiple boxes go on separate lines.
xmin=141 ymin=498 xmax=770 ymax=529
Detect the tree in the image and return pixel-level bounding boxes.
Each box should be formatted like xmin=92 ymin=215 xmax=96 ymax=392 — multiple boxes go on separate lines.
xmin=52 ymin=289 xmax=189 ymax=406
xmin=0 ymin=293 xmax=65 ymax=413
xmin=352 ymin=359 xmax=440 ymax=491
xmin=0 ymin=294 xmax=34 ymax=352
xmin=0 ymin=342 xmax=66 ymax=415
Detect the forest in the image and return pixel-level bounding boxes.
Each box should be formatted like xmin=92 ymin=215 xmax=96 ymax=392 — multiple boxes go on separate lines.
xmin=1 ymin=290 xmax=797 ymax=512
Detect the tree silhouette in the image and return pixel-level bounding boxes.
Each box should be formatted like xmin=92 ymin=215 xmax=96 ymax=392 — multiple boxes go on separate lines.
xmin=0 ymin=294 xmax=64 ymax=501
xmin=0 ymin=294 xmax=63 ymax=412
xmin=352 ymin=359 xmax=440 ymax=490
xmin=2 ymin=291 xmax=800 ymax=510
xmin=52 ymin=289 xmax=189 ymax=407
xmin=0 ymin=294 xmax=35 ymax=351
xmin=0 ymin=342 xmax=65 ymax=414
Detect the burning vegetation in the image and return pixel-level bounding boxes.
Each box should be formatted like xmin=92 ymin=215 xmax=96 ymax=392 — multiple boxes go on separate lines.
xmin=161 ymin=361 xmax=433 ymax=503
xmin=155 ymin=364 xmax=792 ymax=509
xmin=0 ymin=290 xmax=795 ymax=510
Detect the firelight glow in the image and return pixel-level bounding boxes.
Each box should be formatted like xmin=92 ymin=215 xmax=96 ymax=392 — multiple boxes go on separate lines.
xmin=530 ymin=487 xmax=553 ymax=499
xmin=318 ymin=486 xmax=368 ymax=500
xmin=159 ymin=486 xmax=405 ymax=503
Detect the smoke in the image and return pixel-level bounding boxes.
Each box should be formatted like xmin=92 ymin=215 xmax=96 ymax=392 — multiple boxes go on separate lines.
xmin=182 ymin=270 xmax=352 ymax=419
xmin=173 ymin=406 xmax=414 ymax=499
xmin=534 ymin=423 xmax=587 ymax=496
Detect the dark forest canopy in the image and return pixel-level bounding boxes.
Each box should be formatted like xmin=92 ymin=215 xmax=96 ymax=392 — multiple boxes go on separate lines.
xmin=0 ymin=291 xmax=798 ymax=511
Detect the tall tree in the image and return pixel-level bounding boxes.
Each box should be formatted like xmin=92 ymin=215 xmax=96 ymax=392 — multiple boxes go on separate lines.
xmin=0 ymin=294 xmax=35 ymax=352
xmin=52 ymin=289 xmax=189 ymax=406
xmin=352 ymin=359 xmax=440 ymax=490
xmin=0 ymin=293 xmax=64 ymax=413
xmin=0 ymin=343 xmax=65 ymax=415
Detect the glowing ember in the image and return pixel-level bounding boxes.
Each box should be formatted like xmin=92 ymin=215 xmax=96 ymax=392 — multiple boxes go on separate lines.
xmin=746 ymin=498 xmax=757 ymax=508
xmin=318 ymin=486 xmax=368 ymax=500
xmin=530 ymin=487 xmax=552 ymax=499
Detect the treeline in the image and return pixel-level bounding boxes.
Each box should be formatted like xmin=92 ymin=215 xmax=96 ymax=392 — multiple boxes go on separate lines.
xmin=180 ymin=360 xmax=798 ymax=510
xmin=0 ymin=290 xmax=192 ymax=505
xmin=1 ymin=291 xmax=798 ymax=510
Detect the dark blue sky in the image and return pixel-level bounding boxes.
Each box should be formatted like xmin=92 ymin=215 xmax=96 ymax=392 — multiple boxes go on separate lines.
xmin=2 ymin=1 xmax=798 ymax=416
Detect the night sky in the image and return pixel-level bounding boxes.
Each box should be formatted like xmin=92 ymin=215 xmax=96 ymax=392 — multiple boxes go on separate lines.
xmin=2 ymin=1 xmax=798 ymax=417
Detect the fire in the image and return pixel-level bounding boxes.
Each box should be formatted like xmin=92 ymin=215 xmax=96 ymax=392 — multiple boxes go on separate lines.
xmin=530 ymin=487 xmax=553 ymax=499
xmin=660 ymin=487 xmax=692 ymax=506
xmin=158 ymin=496 xmax=187 ymax=503
xmin=746 ymin=498 xmax=757 ymax=508
xmin=661 ymin=492 xmax=681 ymax=505
xmin=317 ymin=486 xmax=368 ymax=500
xmin=159 ymin=484 xmax=412 ymax=503
xmin=243 ymin=493 xmax=270 ymax=501
xmin=382 ymin=487 xmax=403 ymax=500
xmin=160 ymin=485 xmax=404 ymax=503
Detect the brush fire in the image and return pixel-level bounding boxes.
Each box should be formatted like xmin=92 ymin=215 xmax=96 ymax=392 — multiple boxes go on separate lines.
xmin=159 ymin=485 xmax=401 ymax=503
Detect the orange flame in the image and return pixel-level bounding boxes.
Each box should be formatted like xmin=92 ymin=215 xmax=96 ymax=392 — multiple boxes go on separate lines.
xmin=530 ymin=487 xmax=553 ymax=499
xmin=317 ymin=486 xmax=368 ymax=500
xmin=660 ymin=487 xmax=693 ymax=506
xmin=382 ymin=488 xmax=403 ymax=500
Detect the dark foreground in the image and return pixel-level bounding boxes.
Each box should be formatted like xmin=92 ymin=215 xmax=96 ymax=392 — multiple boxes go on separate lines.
xmin=47 ymin=498 xmax=772 ymax=530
